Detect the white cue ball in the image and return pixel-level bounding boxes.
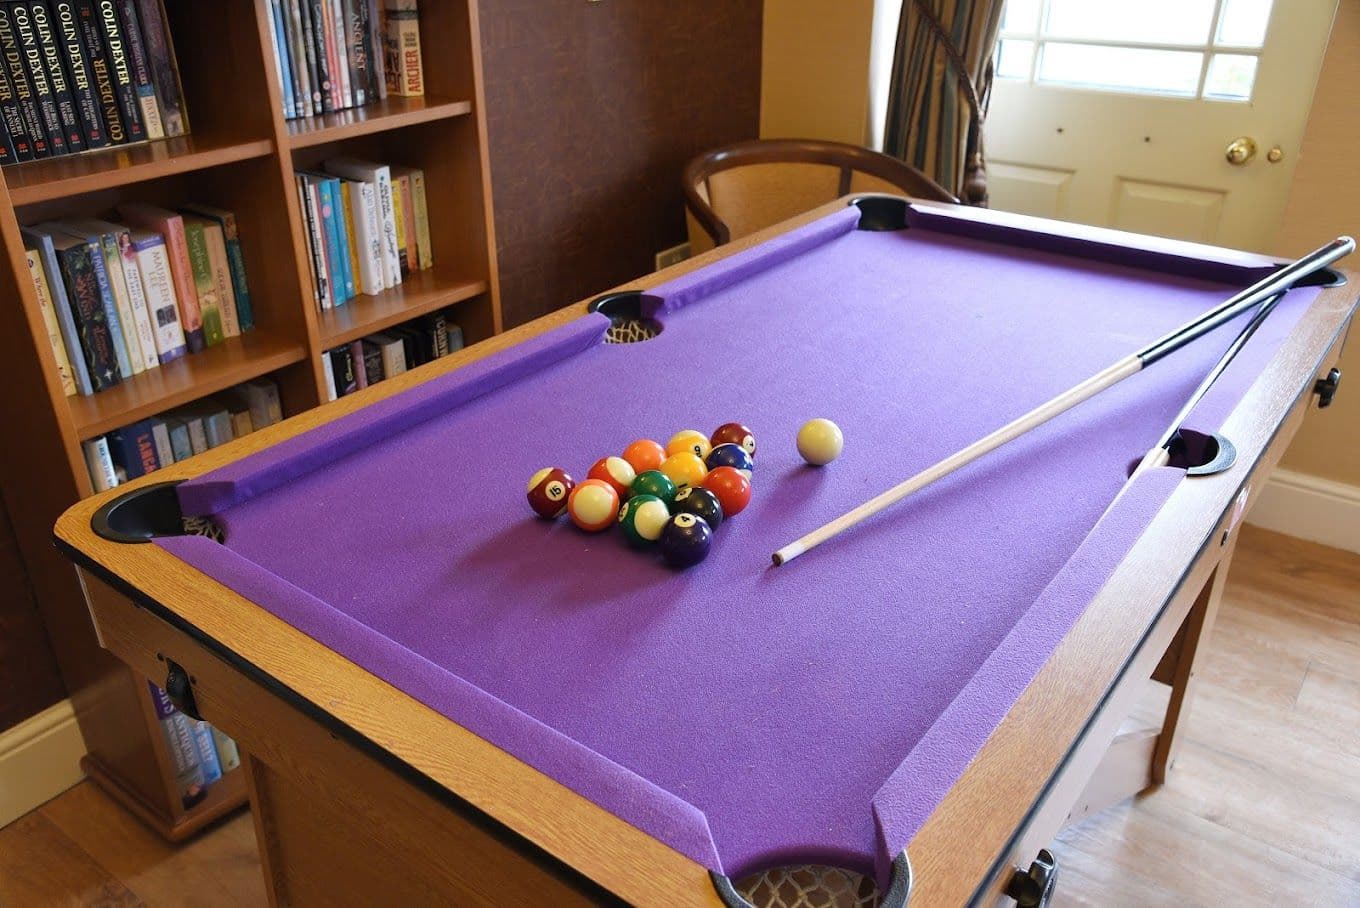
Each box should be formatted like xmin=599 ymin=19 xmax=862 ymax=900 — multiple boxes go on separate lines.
xmin=797 ymin=418 xmax=844 ymax=466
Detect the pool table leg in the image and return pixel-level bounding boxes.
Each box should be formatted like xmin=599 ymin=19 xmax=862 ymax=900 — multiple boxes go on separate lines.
xmin=1150 ymin=534 xmax=1240 ymax=784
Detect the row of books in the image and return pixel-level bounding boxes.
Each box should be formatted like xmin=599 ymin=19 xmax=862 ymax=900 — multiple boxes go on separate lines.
xmin=23 ymin=203 xmax=253 ymax=397
xmin=323 ymin=307 xmax=460 ymax=400
xmin=82 ymin=377 xmax=282 ymax=490
xmin=148 ymin=681 xmax=240 ymax=810
xmin=264 ymin=0 xmax=424 ymax=122
xmin=296 ymin=157 xmax=431 ymax=310
xmin=0 ymin=0 xmax=186 ymax=165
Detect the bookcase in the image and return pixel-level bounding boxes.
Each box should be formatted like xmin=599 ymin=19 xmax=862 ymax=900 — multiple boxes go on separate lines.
xmin=0 ymin=0 xmax=499 ymax=839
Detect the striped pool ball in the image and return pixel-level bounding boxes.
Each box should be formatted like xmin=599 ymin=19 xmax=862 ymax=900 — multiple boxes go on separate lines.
xmin=567 ymin=479 xmax=619 ymax=532
xmin=588 ymin=456 xmax=637 ymax=499
xmin=710 ymin=423 xmax=756 ymax=458
xmin=526 ymin=467 xmax=574 ymax=518
xmin=618 ymin=494 xmax=671 ymax=546
xmin=667 ymin=429 xmax=712 ymax=461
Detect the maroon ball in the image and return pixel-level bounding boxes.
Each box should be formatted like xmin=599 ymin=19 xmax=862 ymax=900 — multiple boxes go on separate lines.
xmin=710 ymin=422 xmax=756 ymax=459
xmin=526 ymin=467 xmax=575 ymax=518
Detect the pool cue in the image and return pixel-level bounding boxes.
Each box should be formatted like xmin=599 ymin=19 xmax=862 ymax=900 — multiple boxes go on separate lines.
xmin=1129 ymin=289 xmax=1287 ymax=478
xmin=772 ymin=236 xmax=1355 ymax=567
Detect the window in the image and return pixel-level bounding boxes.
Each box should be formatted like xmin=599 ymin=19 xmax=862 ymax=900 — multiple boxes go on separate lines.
xmin=995 ymin=0 xmax=1274 ymax=101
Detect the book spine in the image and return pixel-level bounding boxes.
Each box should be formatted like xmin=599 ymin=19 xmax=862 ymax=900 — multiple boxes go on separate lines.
xmin=95 ymin=230 xmax=143 ymax=374
xmin=144 ymin=212 xmax=204 ymax=351
xmin=148 ymin=417 xmax=172 ymax=464
xmin=209 ymin=727 xmax=241 ymax=773
xmin=81 ymin=436 xmax=117 ymax=489
xmin=131 ymin=234 xmax=186 ymax=362
xmin=363 ymin=0 xmax=381 ymax=100
xmin=131 ymin=0 xmax=182 ymax=135
xmin=85 ymin=234 xmax=133 ymax=378
xmin=26 ymin=247 xmax=76 ymax=395
xmin=341 ymin=0 xmax=363 ymax=106
xmin=0 ymin=43 xmax=32 ymax=159
xmin=383 ymin=0 xmax=420 ymax=96
xmin=28 ymin=1 xmax=84 ymax=150
xmin=304 ymin=178 xmax=331 ymax=307
xmin=115 ymin=230 xmax=159 ymax=371
xmin=318 ymin=177 xmax=345 ymax=304
xmin=72 ymin=0 xmax=122 ymax=143
xmin=216 ymin=212 xmax=253 ymax=331
xmin=445 ymin=322 xmax=462 ymax=352
xmin=112 ymin=0 xmax=159 ymax=138
xmin=184 ymin=415 xmax=206 ymax=454
xmin=348 ymin=179 xmax=382 ymax=294
xmin=23 ymin=227 xmax=93 ymax=392
xmin=11 ymin=1 xmax=69 ymax=155
xmin=340 ymin=181 xmax=360 ymax=290
xmin=167 ymin=420 xmax=190 ymax=461
xmin=264 ymin=0 xmax=292 ymax=119
xmin=92 ymin=0 xmax=143 ymax=141
xmin=348 ymin=338 xmax=366 ymax=388
xmin=390 ymin=170 xmax=407 ymax=277
xmin=329 ymin=344 xmax=355 ymax=394
xmin=329 ymin=178 xmax=354 ymax=298
xmin=398 ymin=173 xmax=416 ymax=275
xmin=181 ymin=219 xmax=222 ymax=346
xmin=297 ymin=176 xmax=327 ymax=307
xmin=189 ymin=719 xmax=222 ymax=785
xmin=286 ymin=0 xmax=315 ymax=116
xmin=50 ymin=0 xmax=104 ymax=147
xmin=108 ymin=420 xmax=156 ymax=478
xmin=147 ymin=682 xmax=207 ymax=808
xmin=0 ymin=2 xmax=51 ymax=156
xmin=328 ymin=0 xmax=349 ymax=108
xmin=58 ymin=241 xmax=119 ymax=389
xmin=360 ymin=339 xmax=382 ymax=385
xmin=374 ymin=165 xmax=400 ymax=286
xmin=201 ymin=221 xmax=238 ymax=337
xmin=302 ymin=0 xmax=329 ymax=113
xmin=409 ymin=168 xmax=431 ymax=269
xmin=321 ymin=346 xmax=336 ymax=400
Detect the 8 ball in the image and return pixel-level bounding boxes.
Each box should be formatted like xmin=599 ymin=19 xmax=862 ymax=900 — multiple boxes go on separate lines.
xmin=672 ymin=486 xmax=723 ymax=531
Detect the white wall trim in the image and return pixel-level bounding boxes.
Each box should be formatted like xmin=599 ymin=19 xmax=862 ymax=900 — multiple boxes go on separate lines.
xmin=0 ymin=699 xmax=86 ymax=828
xmin=1247 ymin=467 xmax=1360 ymax=554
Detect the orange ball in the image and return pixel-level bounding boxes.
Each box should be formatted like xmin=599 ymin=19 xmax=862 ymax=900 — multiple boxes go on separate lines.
xmin=659 ymin=452 xmax=708 ymax=491
xmin=587 ymin=456 xmax=637 ymax=499
xmin=622 ymin=438 xmax=666 ymax=475
xmin=702 ymin=466 xmax=752 ymax=517
xmin=567 ymin=479 xmax=619 ymax=532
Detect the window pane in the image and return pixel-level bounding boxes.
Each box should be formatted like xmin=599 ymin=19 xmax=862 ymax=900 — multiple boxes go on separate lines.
xmin=996 ymin=39 xmax=1034 ymax=79
xmin=1044 ymin=0 xmax=1215 ymax=44
xmin=1204 ymin=53 xmax=1259 ymax=99
xmin=1217 ymin=0 xmax=1273 ymax=47
xmin=1001 ymin=0 xmax=1041 ymax=33
xmin=1037 ymin=43 xmax=1204 ymax=95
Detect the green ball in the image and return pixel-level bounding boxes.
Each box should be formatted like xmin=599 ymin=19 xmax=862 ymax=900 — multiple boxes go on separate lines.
xmin=630 ymin=469 xmax=677 ymax=505
xmin=618 ymin=494 xmax=670 ymax=547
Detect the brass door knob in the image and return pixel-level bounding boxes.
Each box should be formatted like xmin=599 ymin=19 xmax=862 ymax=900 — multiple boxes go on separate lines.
xmin=1267 ymin=146 xmax=1285 ymax=163
xmin=1225 ymin=136 xmax=1257 ymax=165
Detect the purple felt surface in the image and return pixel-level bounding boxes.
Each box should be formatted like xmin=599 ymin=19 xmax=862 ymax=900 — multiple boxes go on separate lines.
xmin=161 ymin=206 xmax=1317 ymax=882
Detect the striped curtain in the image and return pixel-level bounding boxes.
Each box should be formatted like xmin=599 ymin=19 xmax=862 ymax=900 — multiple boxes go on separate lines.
xmin=882 ymin=0 xmax=1005 ymax=205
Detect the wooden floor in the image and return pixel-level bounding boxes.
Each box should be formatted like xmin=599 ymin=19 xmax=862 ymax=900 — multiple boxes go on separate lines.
xmin=0 ymin=526 xmax=1355 ymax=907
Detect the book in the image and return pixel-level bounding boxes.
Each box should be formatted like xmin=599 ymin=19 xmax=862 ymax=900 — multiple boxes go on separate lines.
xmin=327 ymin=0 xmax=349 ymax=109
xmin=180 ymin=217 xmax=222 ymax=345
xmin=21 ymin=225 xmax=93 ymax=393
xmin=46 ymin=225 xmax=124 ymax=387
xmin=242 ymin=377 xmax=282 ymax=425
xmin=11 ymin=1 xmax=70 ymax=155
xmin=343 ymin=177 xmax=382 ymax=294
xmin=81 ymin=436 xmax=117 ymax=489
xmin=188 ymin=719 xmax=222 ymax=785
xmin=349 ymin=338 xmax=367 ymax=389
xmin=330 ymin=178 xmax=355 ymax=299
xmin=264 ymin=0 xmax=292 ymax=119
xmin=359 ymin=337 xmax=382 ymax=385
xmin=131 ymin=0 xmax=184 ymax=135
xmin=91 ymin=0 xmax=144 ymax=142
xmin=0 ymin=43 xmax=32 ymax=160
xmin=367 ymin=331 xmax=405 ymax=378
xmin=363 ymin=0 xmax=382 ymax=100
xmin=24 ymin=245 xmax=76 ymax=395
xmin=303 ymin=0 xmax=330 ymax=112
xmin=324 ymin=157 xmax=398 ymax=288
xmin=307 ymin=173 xmax=346 ymax=304
xmin=107 ymin=418 xmax=158 ymax=478
xmin=446 ymin=321 xmax=463 ymax=353
xmin=328 ymin=344 xmax=356 ymax=395
xmin=321 ymin=348 xmax=336 ymax=400
xmin=390 ymin=170 xmax=408 ymax=277
xmin=0 ymin=2 xmax=51 ymax=157
xmin=382 ymin=0 xmax=420 ymax=96
xmin=71 ymin=0 xmax=122 ymax=143
xmin=119 ymin=203 xmax=204 ymax=352
xmin=289 ymin=0 xmax=318 ymax=115
xmin=297 ymin=175 xmax=330 ymax=308
xmin=340 ymin=181 xmax=360 ymax=292
xmin=165 ymin=416 xmax=191 ymax=461
xmin=392 ymin=165 xmax=430 ymax=270
xmin=183 ymin=216 xmax=238 ymax=338
xmin=179 ymin=203 xmax=253 ymax=332
xmin=50 ymin=0 xmax=107 ymax=148
xmin=203 ymin=405 xmax=232 ymax=447
xmin=340 ymin=0 xmax=365 ymax=106
xmin=128 ymin=228 xmax=186 ymax=363
xmin=225 ymin=398 xmax=253 ymax=438
xmin=209 ymin=727 xmax=241 ymax=773
xmin=148 ymin=416 xmax=173 ymax=465
xmin=112 ymin=0 xmax=160 ymax=138
xmin=56 ymin=221 xmax=137 ymax=377
xmin=424 ymin=309 xmax=447 ymax=359
xmin=27 ymin=0 xmax=86 ymax=150
xmin=181 ymin=410 xmax=207 ymax=454
xmin=147 ymin=682 xmax=208 ymax=809
xmin=68 ymin=219 xmax=158 ymax=373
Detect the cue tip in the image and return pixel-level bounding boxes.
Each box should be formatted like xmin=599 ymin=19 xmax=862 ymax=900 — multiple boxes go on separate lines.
xmin=771 ymin=541 xmax=804 ymax=566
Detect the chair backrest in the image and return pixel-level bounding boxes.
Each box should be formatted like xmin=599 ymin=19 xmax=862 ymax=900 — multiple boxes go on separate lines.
xmin=683 ymin=139 xmax=958 ymax=253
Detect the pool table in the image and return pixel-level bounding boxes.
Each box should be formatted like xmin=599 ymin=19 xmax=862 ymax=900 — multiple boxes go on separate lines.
xmin=57 ymin=196 xmax=1354 ymax=907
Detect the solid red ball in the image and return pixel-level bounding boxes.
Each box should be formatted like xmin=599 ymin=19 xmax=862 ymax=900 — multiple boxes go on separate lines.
xmin=702 ymin=466 xmax=751 ymax=517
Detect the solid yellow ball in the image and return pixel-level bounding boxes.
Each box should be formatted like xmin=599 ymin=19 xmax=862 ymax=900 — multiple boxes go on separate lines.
xmin=659 ymin=452 xmax=709 ymax=491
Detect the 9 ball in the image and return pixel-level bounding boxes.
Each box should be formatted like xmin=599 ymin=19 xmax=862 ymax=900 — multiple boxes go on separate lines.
xmin=659 ymin=513 xmax=713 ymax=568
xmin=526 ymin=467 xmax=574 ymax=518
xmin=673 ymin=486 xmax=723 ymax=531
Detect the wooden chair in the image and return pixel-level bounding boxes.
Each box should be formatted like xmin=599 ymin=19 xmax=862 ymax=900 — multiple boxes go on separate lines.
xmin=683 ymin=138 xmax=958 ymax=253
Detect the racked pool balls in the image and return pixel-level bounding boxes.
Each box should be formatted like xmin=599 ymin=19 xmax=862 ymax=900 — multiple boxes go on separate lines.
xmin=659 ymin=513 xmax=713 ymax=568
xmin=797 ymin=418 xmax=843 ymax=466
xmin=673 ymin=485 xmax=723 ymax=532
xmin=631 ymin=469 xmax=677 ymax=505
xmin=618 ymin=494 xmax=670 ymax=547
xmin=622 ymin=438 xmax=666 ymax=475
xmin=659 ymin=452 xmax=708 ymax=491
xmin=587 ymin=455 xmax=637 ymax=499
xmin=710 ymin=422 xmax=756 ymax=459
xmin=705 ymin=443 xmax=753 ymax=477
xmin=666 ymin=429 xmax=712 ymax=461
xmin=566 ymin=479 xmax=619 ymax=532
xmin=526 ymin=467 xmax=574 ymax=518
xmin=702 ymin=466 xmax=752 ymax=517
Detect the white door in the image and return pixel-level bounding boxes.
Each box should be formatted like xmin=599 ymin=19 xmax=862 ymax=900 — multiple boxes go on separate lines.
xmin=984 ymin=0 xmax=1339 ymax=252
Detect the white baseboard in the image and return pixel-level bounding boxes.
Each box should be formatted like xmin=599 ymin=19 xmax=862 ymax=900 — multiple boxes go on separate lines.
xmin=0 ymin=699 xmax=86 ymax=828
xmin=1247 ymin=467 xmax=1360 ymax=554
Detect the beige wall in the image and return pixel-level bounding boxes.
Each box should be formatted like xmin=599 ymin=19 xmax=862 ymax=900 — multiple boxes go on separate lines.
xmin=760 ymin=0 xmax=874 ymax=143
xmin=1273 ymin=0 xmax=1360 ymax=486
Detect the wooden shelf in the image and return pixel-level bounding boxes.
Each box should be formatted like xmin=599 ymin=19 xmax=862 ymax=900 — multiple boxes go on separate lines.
xmin=287 ymin=96 xmax=473 ymax=149
xmin=317 ymin=268 xmax=488 ymax=347
xmin=67 ymin=332 xmax=308 ymax=440
xmin=4 ymin=135 xmax=276 ymax=207
xmin=81 ymin=754 xmax=248 ymax=842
